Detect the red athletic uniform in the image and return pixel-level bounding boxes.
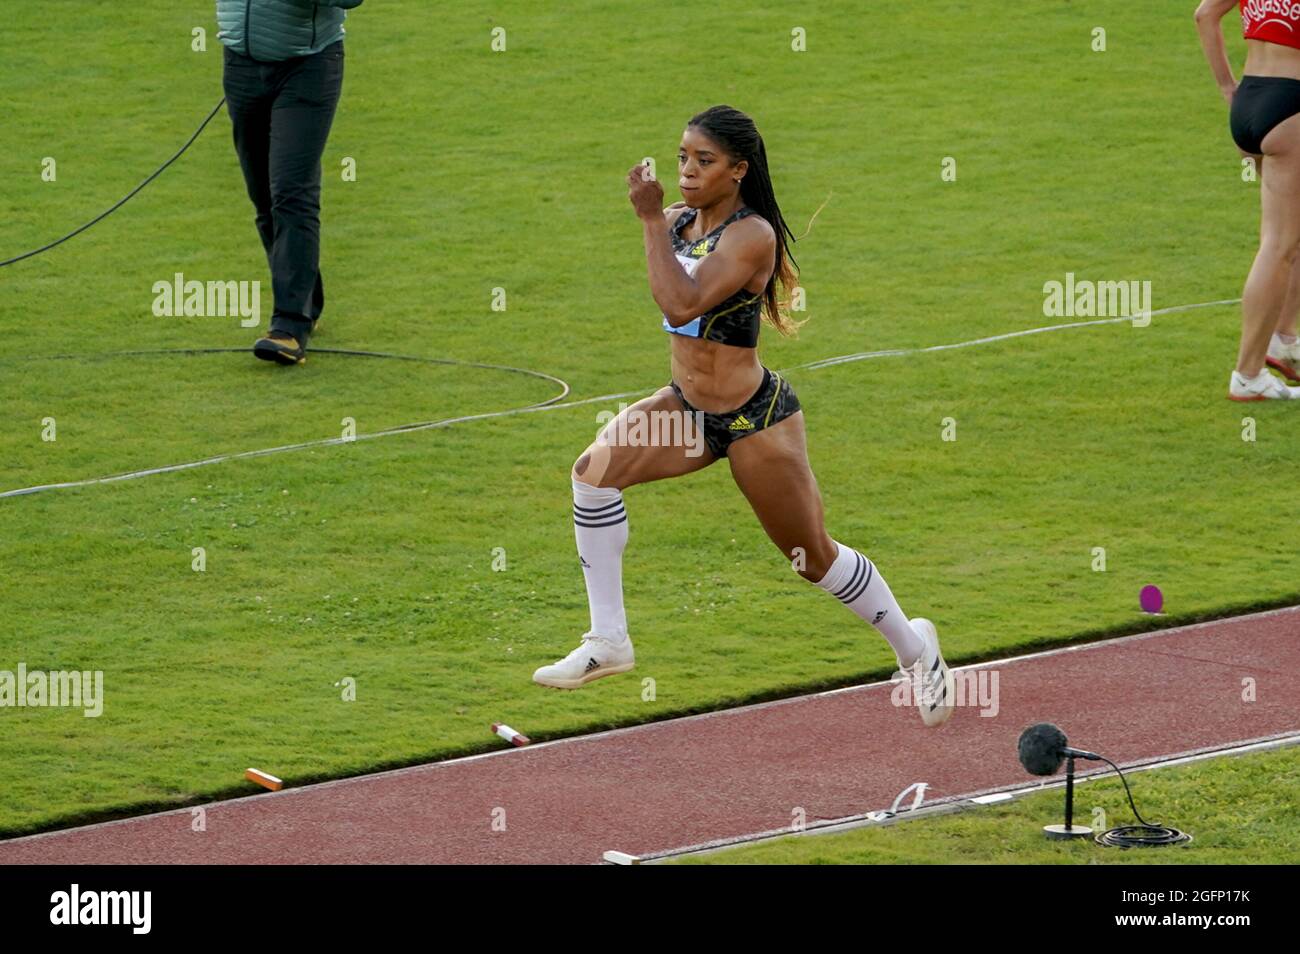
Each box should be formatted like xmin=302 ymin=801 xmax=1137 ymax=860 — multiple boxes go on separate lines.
xmin=1242 ymin=0 xmax=1300 ymax=49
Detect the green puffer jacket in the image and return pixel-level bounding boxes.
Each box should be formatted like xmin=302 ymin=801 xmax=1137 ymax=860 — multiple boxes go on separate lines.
xmin=216 ymin=0 xmax=363 ymax=62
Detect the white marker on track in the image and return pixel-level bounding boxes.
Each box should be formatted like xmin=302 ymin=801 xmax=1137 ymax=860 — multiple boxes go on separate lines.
xmin=491 ymin=723 xmax=530 ymax=746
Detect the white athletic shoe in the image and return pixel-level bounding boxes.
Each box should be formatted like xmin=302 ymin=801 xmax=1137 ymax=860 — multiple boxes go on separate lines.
xmin=532 ymin=633 xmax=635 ymax=689
xmin=1266 ymin=338 xmax=1300 ymax=384
xmin=893 ymin=618 xmax=955 ymax=728
xmin=1228 ymin=368 xmax=1300 ymax=401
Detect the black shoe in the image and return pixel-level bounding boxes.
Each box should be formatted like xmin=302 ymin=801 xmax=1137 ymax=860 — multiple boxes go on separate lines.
xmin=253 ymin=330 xmax=307 ymax=365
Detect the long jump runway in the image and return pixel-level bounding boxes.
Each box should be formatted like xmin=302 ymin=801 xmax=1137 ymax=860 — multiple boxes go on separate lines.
xmin=2 ymin=607 xmax=1297 ymax=864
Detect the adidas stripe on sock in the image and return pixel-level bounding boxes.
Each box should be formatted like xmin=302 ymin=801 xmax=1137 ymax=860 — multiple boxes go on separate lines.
xmin=815 ymin=541 xmax=923 ymax=668
xmin=572 ymin=477 xmax=629 ymax=642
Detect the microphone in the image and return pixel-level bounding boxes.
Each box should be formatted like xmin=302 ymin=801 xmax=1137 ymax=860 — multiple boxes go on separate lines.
xmin=1017 ymin=723 xmax=1103 ymax=776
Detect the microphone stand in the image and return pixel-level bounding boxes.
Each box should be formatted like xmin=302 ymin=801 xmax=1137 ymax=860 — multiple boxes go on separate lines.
xmin=1044 ymin=755 xmax=1093 ymax=840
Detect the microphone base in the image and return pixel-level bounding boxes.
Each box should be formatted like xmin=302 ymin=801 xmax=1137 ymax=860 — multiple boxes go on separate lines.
xmin=1044 ymin=823 xmax=1094 ymax=840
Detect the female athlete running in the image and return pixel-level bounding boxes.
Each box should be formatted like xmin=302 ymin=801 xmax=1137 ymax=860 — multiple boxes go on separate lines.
xmin=532 ymin=105 xmax=954 ymax=727
xmin=1197 ymin=0 xmax=1300 ymax=398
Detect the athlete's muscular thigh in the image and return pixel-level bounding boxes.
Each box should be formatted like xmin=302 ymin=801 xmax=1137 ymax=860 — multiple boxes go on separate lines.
xmin=727 ymin=412 xmax=837 ymax=578
xmin=573 ymin=386 xmax=716 ymax=490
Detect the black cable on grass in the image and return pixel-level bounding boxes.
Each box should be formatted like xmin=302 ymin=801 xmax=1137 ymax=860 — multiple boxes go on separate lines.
xmin=0 ymin=348 xmax=572 ymax=501
xmin=0 ymin=97 xmax=227 ymax=268
xmin=25 ymin=346 xmax=574 ymax=403
xmin=0 ymin=299 xmax=1238 ymax=500
xmin=1092 ymin=754 xmax=1192 ymax=848
xmin=0 ymin=98 xmax=581 ymax=500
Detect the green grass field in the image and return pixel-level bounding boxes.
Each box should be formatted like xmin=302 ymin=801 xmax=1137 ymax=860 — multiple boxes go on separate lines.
xmin=675 ymin=747 xmax=1300 ymax=864
xmin=0 ymin=2 xmax=1292 ymax=843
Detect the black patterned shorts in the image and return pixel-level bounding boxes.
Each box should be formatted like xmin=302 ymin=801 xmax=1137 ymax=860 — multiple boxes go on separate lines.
xmin=669 ymin=367 xmax=802 ymax=458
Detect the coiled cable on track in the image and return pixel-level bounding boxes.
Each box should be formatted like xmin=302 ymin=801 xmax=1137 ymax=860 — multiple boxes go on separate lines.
xmin=1092 ymin=754 xmax=1192 ymax=848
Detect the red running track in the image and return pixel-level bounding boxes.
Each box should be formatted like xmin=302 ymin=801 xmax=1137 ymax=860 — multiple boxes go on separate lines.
xmin=2 ymin=607 xmax=1298 ymax=864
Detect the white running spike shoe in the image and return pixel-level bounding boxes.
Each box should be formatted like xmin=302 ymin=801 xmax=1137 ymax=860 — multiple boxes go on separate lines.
xmin=1266 ymin=337 xmax=1300 ymax=385
xmin=893 ymin=618 xmax=955 ymax=728
xmin=1228 ymin=368 xmax=1300 ymax=401
xmin=533 ymin=633 xmax=635 ymax=689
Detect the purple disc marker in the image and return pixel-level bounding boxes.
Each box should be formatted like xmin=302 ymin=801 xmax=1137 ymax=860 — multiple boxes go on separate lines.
xmin=1140 ymin=585 xmax=1163 ymax=614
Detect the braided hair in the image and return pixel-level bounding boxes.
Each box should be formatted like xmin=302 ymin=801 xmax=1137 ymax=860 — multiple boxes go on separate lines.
xmin=687 ymin=105 xmax=801 ymax=335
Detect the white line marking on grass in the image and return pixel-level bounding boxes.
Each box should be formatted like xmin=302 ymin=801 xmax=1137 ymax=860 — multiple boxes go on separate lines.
xmin=0 ymin=297 xmax=1241 ymax=500
xmin=786 ymin=298 xmax=1241 ymax=371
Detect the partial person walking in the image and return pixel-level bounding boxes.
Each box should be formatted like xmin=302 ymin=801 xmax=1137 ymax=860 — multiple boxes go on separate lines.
xmin=1197 ymin=0 xmax=1300 ymax=398
xmin=217 ymin=0 xmax=363 ymax=365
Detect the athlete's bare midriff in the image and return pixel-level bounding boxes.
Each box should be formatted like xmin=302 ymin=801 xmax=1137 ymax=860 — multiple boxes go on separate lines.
xmin=1244 ymin=38 xmax=1300 ymax=80
xmin=664 ymin=203 xmax=771 ymax=413
xmin=670 ymin=335 xmax=764 ymax=413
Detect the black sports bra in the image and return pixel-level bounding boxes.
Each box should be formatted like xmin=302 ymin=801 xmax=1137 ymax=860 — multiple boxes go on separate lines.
xmin=661 ymin=206 xmax=764 ymax=348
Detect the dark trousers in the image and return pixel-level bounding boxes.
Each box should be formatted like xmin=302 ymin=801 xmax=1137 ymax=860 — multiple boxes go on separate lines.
xmin=222 ymin=40 xmax=344 ymax=339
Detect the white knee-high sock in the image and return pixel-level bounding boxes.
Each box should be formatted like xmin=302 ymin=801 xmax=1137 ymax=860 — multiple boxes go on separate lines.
xmin=572 ymin=478 xmax=629 ymax=642
xmin=814 ymin=541 xmax=923 ymax=668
